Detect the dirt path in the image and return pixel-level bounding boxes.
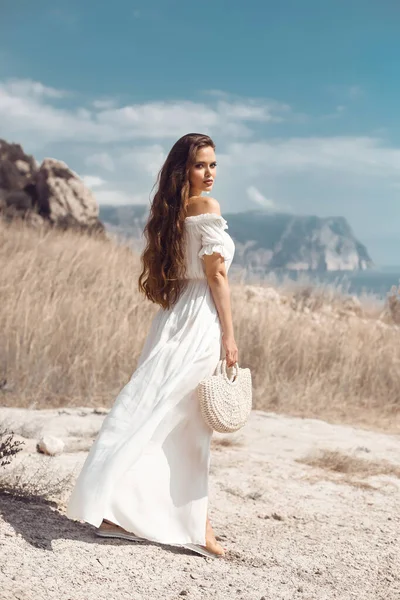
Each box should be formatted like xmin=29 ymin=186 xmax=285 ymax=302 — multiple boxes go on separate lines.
xmin=0 ymin=408 xmax=399 ymax=600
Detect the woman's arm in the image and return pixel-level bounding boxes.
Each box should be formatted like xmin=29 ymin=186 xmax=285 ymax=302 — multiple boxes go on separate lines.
xmin=203 ymin=253 xmax=238 ymax=367
xmin=188 ymin=196 xmax=238 ymax=366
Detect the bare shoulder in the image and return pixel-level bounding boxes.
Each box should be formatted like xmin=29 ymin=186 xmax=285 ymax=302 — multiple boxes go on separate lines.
xmin=202 ymin=197 xmax=221 ymax=215
xmin=186 ymin=196 xmax=221 ymax=217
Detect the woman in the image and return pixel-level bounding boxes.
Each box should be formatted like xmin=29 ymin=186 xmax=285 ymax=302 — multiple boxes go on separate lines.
xmin=66 ymin=133 xmax=237 ymax=559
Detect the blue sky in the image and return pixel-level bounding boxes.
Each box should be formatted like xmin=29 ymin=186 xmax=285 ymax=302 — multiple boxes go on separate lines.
xmin=1 ymin=0 xmax=400 ymax=264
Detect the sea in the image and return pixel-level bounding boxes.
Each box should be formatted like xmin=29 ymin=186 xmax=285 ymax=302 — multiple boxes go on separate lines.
xmin=238 ymin=267 xmax=400 ymax=301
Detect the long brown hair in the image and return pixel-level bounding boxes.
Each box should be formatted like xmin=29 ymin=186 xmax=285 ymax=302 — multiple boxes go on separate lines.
xmin=138 ymin=133 xmax=215 ymax=309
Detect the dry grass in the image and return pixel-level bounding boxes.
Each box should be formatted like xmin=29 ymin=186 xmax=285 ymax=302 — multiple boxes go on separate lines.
xmin=232 ymin=284 xmax=400 ymax=431
xmin=299 ymin=449 xmax=400 ymax=490
xmin=0 ymin=425 xmax=24 ymax=468
xmin=0 ymin=219 xmax=157 ymax=408
xmin=1 ymin=219 xmax=400 ymax=432
xmin=211 ymin=435 xmax=244 ymax=450
xmin=0 ymin=460 xmax=73 ymax=501
xmin=300 ymin=449 xmax=400 ymax=479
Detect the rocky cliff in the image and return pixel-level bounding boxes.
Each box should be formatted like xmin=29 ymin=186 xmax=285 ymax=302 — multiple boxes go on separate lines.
xmin=0 ymin=139 xmax=104 ymax=235
xmin=99 ymin=205 xmax=373 ymax=272
xmin=225 ymin=211 xmax=373 ymax=272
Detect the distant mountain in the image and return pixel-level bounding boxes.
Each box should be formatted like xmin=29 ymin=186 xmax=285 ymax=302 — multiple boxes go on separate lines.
xmin=99 ymin=204 xmax=148 ymax=237
xmin=225 ymin=211 xmax=373 ymax=272
xmin=99 ymin=205 xmax=374 ymax=272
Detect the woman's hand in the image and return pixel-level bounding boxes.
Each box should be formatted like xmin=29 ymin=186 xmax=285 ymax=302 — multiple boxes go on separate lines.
xmin=222 ymin=335 xmax=238 ymax=367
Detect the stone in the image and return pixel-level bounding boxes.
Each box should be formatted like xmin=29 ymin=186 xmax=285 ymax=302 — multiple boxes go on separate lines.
xmin=35 ymin=158 xmax=104 ymax=234
xmin=93 ymin=407 xmax=109 ymax=415
xmin=57 ymin=408 xmax=76 ymax=416
xmin=36 ymin=435 xmax=65 ymax=456
xmin=0 ymin=140 xmax=37 ymax=192
xmin=0 ymin=138 xmax=105 ymax=236
xmin=5 ymin=190 xmax=32 ymax=211
xmin=15 ymin=160 xmax=31 ymax=175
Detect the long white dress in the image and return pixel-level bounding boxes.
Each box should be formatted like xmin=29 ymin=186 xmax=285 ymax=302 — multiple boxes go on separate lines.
xmin=66 ymin=213 xmax=235 ymax=546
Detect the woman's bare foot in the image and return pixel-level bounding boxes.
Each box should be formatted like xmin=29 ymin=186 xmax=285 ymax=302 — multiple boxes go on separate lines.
xmin=99 ymin=518 xmax=225 ymax=556
xmin=205 ymin=517 xmax=225 ymax=556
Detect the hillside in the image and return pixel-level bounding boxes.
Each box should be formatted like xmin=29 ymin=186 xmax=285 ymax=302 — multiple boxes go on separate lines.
xmin=225 ymin=210 xmax=373 ymax=272
xmin=99 ymin=205 xmax=374 ymax=272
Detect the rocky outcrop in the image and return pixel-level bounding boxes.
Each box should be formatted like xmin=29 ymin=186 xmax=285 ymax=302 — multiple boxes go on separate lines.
xmin=226 ymin=211 xmax=373 ymax=272
xmin=35 ymin=159 xmax=104 ymax=232
xmin=0 ymin=139 xmax=104 ymax=235
xmin=0 ymin=140 xmax=37 ymax=219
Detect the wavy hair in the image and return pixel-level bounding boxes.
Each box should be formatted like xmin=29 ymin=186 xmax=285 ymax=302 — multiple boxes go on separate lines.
xmin=138 ymin=133 xmax=215 ymax=309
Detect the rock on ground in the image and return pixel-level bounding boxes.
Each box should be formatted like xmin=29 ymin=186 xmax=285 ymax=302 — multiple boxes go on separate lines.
xmin=0 ymin=407 xmax=399 ymax=600
xmin=37 ymin=435 xmax=65 ymax=456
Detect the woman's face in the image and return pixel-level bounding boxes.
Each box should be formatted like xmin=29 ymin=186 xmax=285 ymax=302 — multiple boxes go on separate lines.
xmin=188 ymin=145 xmax=217 ymax=196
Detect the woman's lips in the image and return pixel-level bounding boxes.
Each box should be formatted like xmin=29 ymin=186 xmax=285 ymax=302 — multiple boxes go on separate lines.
xmin=204 ymin=180 xmax=213 ymax=185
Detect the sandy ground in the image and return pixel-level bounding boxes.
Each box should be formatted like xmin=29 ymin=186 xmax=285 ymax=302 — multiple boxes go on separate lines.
xmin=0 ymin=407 xmax=399 ymax=600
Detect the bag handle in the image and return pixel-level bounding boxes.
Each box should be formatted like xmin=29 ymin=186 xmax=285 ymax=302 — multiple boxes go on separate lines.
xmin=216 ymin=359 xmax=239 ymax=384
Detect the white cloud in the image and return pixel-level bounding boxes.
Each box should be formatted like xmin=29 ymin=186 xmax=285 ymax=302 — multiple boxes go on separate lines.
xmin=3 ymin=77 xmax=400 ymax=262
xmin=94 ymin=189 xmax=149 ymax=206
xmin=215 ymin=100 xmax=289 ymax=124
xmin=2 ymin=78 xmax=67 ymax=99
xmin=246 ymin=186 xmax=277 ymax=210
xmin=95 ymin=100 xmax=249 ymax=139
xmin=0 ymin=80 xmax=105 ymax=145
xmin=120 ymin=144 xmax=166 ymax=176
xmin=0 ymin=78 xmax=291 ymax=148
xmin=3 ymin=78 xmax=400 ymax=190
xmin=225 ymin=137 xmax=400 ymax=178
xmin=82 ymin=175 xmax=106 ymax=189
xmin=92 ymin=99 xmax=118 ymax=110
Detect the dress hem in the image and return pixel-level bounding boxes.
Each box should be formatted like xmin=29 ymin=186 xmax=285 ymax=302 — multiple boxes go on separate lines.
xmin=68 ymin=514 xmax=206 ymax=547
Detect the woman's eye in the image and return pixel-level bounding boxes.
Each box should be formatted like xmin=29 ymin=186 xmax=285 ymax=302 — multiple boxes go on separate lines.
xmin=211 ymin=162 xmax=217 ymax=168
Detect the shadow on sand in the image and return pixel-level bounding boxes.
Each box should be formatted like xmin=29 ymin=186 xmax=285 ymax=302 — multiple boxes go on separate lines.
xmin=0 ymin=492 xmax=194 ymax=557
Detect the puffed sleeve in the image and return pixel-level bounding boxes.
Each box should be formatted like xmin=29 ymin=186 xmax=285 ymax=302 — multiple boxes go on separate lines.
xmin=197 ymin=214 xmax=232 ymax=261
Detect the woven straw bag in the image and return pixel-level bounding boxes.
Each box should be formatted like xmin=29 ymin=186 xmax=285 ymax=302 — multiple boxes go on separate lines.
xmin=197 ymin=359 xmax=252 ymax=433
